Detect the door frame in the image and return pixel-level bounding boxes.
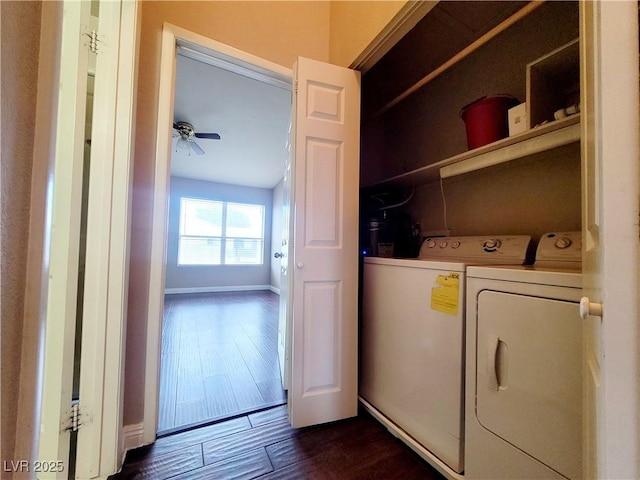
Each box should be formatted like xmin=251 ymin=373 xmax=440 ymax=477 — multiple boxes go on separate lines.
xmin=580 ymin=1 xmax=640 ymax=478
xmin=38 ymin=1 xmax=92 ymax=472
xmin=37 ymin=0 xmax=138 ymax=477
xmin=76 ymin=2 xmax=139 ymax=476
xmin=143 ymin=23 xmax=292 ymax=444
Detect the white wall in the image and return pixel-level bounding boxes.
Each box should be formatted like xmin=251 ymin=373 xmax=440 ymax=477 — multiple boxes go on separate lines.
xmin=164 ymin=176 xmax=273 ymax=291
xmin=329 ymin=1 xmax=408 ymax=67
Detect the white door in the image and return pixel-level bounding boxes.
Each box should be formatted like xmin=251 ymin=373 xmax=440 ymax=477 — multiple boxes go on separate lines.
xmin=288 ymin=57 xmax=361 ymax=428
xmin=38 ymin=1 xmax=137 ymax=477
xmin=580 ymin=2 xmax=639 ymax=479
xmin=278 ymin=134 xmax=292 ymax=390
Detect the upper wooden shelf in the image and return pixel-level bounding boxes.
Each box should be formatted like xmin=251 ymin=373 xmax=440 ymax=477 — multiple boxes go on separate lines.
xmin=366 ymin=114 xmax=580 ymax=189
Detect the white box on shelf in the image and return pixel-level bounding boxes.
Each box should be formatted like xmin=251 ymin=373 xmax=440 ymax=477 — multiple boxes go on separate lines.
xmin=508 ymin=102 xmax=527 ymax=136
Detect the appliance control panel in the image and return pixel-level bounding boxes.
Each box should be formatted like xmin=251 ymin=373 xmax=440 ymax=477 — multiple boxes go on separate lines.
xmin=534 ymin=232 xmax=582 ymax=268
xmin=418 ymin=235 xmax=531 ymax=264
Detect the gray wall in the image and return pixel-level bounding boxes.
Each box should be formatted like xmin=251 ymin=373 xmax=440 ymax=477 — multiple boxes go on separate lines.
xmin=407 ymin=144 xmax=582 ymax=242
xmin=165 ymin=176 xmax=273 ymax=291
xmin=361 ymin=2 xmax=580 ymax=187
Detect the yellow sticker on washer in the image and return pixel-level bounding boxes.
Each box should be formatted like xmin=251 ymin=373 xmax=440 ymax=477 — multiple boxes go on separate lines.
xmin=431 ymin=273 xmax=460 ymax=315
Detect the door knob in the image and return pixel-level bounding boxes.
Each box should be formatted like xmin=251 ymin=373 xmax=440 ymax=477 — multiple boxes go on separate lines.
xmin=580 ymin=297 xmax=603 ymax=319
xmin=274 ymin=252 xmax=283 ymax=258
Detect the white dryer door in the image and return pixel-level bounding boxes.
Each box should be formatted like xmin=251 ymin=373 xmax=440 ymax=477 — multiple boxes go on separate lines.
xmin=476 ymin=291 xmax=582 ymax=480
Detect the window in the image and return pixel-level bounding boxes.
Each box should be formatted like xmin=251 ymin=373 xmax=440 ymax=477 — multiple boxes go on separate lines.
xmin=178 ymin=197 xmax=265 ymax=266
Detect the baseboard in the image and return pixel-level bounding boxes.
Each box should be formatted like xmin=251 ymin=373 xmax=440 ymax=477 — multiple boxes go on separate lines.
xmin=123 ymin=422 xmax=145 ymax=452
xmin=269 ymin=285 xmax=280 ymax=295
xmin=164 ymin=285 xmax=273 ymax=295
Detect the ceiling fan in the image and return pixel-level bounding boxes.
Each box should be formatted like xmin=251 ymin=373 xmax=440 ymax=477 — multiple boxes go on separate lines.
xmin=172 ymin=121 xmax=221 ymax=155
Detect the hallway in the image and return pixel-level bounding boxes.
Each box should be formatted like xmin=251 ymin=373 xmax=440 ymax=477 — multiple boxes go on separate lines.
xmin=112 ymin=405 xmax=445 ymax=479
xmin=159 ymin=291 xmax=285 ymax=433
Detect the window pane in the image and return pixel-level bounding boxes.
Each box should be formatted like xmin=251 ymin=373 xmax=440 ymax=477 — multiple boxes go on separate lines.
xmin=180 ymin=198 xmax=222 ymax=236
xmin=226 ymin=203 xmax=264 ymax=239
xmin=224 ymin=239 xmax=263 ymax=265
xmin=178 ymin=237 xmax=221 ymax=265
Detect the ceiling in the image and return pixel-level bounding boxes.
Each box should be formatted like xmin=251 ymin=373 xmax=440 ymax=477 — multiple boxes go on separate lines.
xmin=171 ymin=53 xmax=292 ymax=189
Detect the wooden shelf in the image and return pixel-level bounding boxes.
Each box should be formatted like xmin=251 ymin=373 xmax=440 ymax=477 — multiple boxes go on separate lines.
xmin=375 ymin=2 xmax=543 ymax=117
xmin=365 ymin=114 xmax=580 ymax=189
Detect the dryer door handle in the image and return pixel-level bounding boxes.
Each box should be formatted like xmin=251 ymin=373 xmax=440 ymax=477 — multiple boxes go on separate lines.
xmin=487 ymin=334 xmax=500 ymax=391
xmin=580 ymin=297 xmax=603 ymax=319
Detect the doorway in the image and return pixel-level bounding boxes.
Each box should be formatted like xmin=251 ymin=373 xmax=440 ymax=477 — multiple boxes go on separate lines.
xmin=157 ymin=47 xmax=292 ymax=434
xmin=147 ymin=25 xmax=361 ymax=442
xmin=158 ymin=291 xmax=284 ymax=433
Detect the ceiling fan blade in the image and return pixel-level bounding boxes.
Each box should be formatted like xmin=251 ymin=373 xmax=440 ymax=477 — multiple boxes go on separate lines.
xmin=190 ymin=140 xmax=205 ymax=155
xmin=194 ymin=132 xmax=221 ymax=140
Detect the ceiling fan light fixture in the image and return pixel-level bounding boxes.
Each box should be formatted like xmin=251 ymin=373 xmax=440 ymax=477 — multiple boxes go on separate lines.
xmin=176 ymin=137 xmax=191 ymax=150
xmin=172 ymin=121 xmax=219 ymax=156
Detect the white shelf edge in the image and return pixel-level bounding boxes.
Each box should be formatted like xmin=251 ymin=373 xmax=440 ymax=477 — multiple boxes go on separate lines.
xmin=364 ymin=115 xmax=580 ymax=188
xmin=440 ymin=121 xmax=580 ymax=178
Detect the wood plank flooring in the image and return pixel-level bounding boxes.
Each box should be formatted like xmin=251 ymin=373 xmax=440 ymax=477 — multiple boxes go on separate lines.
xmin=159 ymin=291 xmax=286 ymax=434
xmin=110 ymin=405 xmax=446 ymax=480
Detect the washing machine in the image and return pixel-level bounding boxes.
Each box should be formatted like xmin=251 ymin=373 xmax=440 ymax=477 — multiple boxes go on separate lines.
xmin=464 ymin=232 xmax=583 ymax=480
xmin=360 ymin=235 xmax=531 ymax=479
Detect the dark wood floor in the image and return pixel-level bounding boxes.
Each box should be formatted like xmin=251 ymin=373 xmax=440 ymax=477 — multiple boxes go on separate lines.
xmin=111 ymin=405 xmax=445 ymax=480
xmin=159 ymin=291 xmax=286 ymax=433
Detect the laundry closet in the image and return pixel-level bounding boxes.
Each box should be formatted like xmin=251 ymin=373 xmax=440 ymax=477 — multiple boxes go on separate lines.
xmin=360 ymin=1 xmax=580 ymax=245
xmin=358 ymin=2 xmax=585 ymax=479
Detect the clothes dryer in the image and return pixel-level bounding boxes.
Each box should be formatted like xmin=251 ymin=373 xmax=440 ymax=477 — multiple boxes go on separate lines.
xmin=464 ymin=232 xmax=582 ymax=480
xmin=360 ymin=235 xmax=531 ymax=479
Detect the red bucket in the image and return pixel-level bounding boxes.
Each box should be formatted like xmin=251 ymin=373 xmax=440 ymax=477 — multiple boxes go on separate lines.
xmin=459 ymin=95 xmax=519 ymax=150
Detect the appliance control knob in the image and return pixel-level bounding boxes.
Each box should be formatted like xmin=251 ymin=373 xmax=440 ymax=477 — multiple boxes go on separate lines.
xmin=555 ymin=237 xmax=573 ymax=249
xmin=439 ymin=241 xmax=448 ymax=248
xmin=483 ymin=238 xmax=502 ymax=252
xmin=427 ymin=240 xmax=437 ymax=248
xmin=451 ymin=241 xmax=461 ymax=249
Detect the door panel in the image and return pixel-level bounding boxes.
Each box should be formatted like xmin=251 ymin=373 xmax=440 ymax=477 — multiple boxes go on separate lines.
xmin=289 ymin=57 xmax=360 ymax=428
xmin=304 ymin=140 xmax=341 ymax=245
xmin=302 ymin=281 xmax=341 ymax=393
xmin=580 ymin=2 xmax=639 ymax=478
